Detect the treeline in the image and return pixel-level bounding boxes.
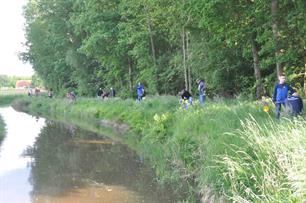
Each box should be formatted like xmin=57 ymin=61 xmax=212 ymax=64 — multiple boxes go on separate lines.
xmin=0 ymin=74 xmax=42 ymax=88
xmin=0 ymin=75 xmax=29 ymax=88
xmin=22 ymin=0 xmax=305 ymax=98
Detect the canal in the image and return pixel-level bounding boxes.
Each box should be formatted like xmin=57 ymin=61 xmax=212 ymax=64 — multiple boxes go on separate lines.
xmin=0 ymin=107 xmax=178 ymax=203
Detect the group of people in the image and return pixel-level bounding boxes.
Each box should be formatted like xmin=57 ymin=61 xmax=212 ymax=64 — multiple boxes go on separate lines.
xmin=177 ymin=75 xmax=303 ymax=119
xmin=28 ymin=87 xmax=41 ymax=97
xmin=179 ymin=79 xmax=206 ymax=109
xmin=28 ymin=86 xmax=54 ymax=98
xmin=97 ymin=83 xmax=145 ymax=101
xmin=30 ymin=74 xmax=303 ymax=119
xmin=136 ymin=79 xmax=207 ymax=107
xmin=97 ymin=87 xmax=116 ymax=99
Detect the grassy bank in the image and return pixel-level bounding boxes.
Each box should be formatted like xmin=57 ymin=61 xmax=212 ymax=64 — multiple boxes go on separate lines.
xmin=13 ymin=96 xmax=306 ymax=202
xmin=0 ymin=115 xmax=5 ymax=143
xmin=0 ymin=94 xmax=25 ymax=106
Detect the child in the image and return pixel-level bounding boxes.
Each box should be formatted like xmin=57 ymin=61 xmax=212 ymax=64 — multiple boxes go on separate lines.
xmin=179 ymin=89 xmax=193 ymax=109
xmin=272 ymin=75 xmax=295 ymax=119
xmin=136 ymin=82 xmax=145 ymax=101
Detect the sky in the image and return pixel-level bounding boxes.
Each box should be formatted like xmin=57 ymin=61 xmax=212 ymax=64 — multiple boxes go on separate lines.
xmin=0 ymin=0 xmax=34 ymax=77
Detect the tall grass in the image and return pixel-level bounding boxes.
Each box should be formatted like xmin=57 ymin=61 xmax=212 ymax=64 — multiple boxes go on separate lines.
xmin=11 ymin=96 xmax=305 ymax=202
xmin=218 ymin=117 xmax=306 ymax=202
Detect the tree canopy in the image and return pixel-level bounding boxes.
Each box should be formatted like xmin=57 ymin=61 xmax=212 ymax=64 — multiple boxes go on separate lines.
xmin=22 ymin=0 xmax=306 ymax=98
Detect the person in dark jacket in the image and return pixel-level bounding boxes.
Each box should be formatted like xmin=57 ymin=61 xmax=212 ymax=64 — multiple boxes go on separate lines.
xmin=285 ymin=93 xmax=303 ymax=116
xmin=272 ymin=75 xmax=295 ymax=119
xmin=180 ymin=89 xmax=192 ymax=100
xmin=97 ymin=88 xmax=103 ymax=98
xmin=179 ymin=89 xmax=193 ymax=109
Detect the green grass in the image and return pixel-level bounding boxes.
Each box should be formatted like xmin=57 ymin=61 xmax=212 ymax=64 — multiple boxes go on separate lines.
xmin=0 ymin=115 xmax=5 ymax=143
xmin=218 ymin=117 xmax=306 ymax=202
xmin=11 ymin=96 xmax=306 ymax=202
xmin=0 ymin=94 xmax=25 ymax=106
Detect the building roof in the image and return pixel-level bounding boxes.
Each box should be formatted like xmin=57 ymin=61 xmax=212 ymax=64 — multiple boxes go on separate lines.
xmin=15 ymin=80 xmax=32 ymax=88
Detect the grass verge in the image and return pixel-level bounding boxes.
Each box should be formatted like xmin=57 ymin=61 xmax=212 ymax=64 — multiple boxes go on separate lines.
xmin=12 ymin=96 xmax=306 ymax=202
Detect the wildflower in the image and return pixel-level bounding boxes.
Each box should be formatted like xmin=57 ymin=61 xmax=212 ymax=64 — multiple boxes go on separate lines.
xmin=263 ymin=105 xmax=270 ymax=112
xmin=153 ymin=114 xmax=159 ymax=122
xmin=161 ymin=113 xmax=168 ymax=121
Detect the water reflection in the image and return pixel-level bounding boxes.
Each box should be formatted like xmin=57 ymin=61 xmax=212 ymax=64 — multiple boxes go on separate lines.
xmin=0 ymin=107 xmax=45 ymax=203
xmin=26 ymin=120 xmax=177 ymax=202
xmin=0 ymin=107 xmax=179 ymax=203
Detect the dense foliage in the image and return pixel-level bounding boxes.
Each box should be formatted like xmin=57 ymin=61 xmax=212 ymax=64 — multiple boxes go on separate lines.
xmin=22 ymin=0 xmax=305 ymax=98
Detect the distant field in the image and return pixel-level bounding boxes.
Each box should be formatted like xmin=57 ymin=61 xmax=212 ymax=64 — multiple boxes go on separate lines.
xmin=0 ymin=89 xmax=28 ymax=95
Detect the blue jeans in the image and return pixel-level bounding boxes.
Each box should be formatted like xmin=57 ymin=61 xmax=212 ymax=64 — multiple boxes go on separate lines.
xmin=137 ymin=94 xmax=142 ymax=101
xmin=275 ymin=103 xmax=284 ymax=119
xmin=199 ymin=94 xmax=205 ymax=104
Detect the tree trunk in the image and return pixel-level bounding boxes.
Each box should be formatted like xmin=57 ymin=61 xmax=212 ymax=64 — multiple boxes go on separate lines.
xmin=147 ymin=16 xmax=157 ymax=67
xmin=128 ymin=57 xmax=133 ymax=92
xmin=182 ymin=28 xmax=188 ymax=91
xmin=251 ymin=36 xmax=263 ymax=99
xmin=186 ymin=31 xmax=192 ymax=93
xmin=144 ymin=5 xmax=158 ymax=94
xmin=271 ymin=0 xmax=283 ymax=77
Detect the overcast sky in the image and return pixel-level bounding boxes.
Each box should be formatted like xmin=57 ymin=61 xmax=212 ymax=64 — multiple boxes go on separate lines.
xmin=0 ymin=0 xmax=34 ymax=77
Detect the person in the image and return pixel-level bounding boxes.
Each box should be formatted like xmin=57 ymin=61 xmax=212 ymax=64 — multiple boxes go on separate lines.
xmin=34 ymin=87 xmax=40 ymax=96
xmin=284 ymin=93 xmax=303 ymax=116
xmin=66 ymin=91 xmax=76 ymax=102
xmin=110 ymin=87 xmax=116 ymax=97
xmin=179 ymin=89 xmax=193 ymax=109
xmin=70 ymin=91 xmax=76 ymax=101
xmin=48 ymin=88 xmax=53 ymax=98
xmin=102 ymin=91 xmax=110 ymax=99
xmin=197 ymin=79 xmax=206 ymax=104
xmin=136 ymin=82 xmax=145 ymax=101
xmin=97 ymin=88 xmax=103 ymax=98
xmin=272 ymin=74 xmax=295 ymax=119
xmin=28 ymin=86 xmax=33 ymax=96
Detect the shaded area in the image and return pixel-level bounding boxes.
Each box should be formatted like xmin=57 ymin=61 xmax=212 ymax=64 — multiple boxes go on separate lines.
xmin=25 ymin=121 xmax=179 ymax=202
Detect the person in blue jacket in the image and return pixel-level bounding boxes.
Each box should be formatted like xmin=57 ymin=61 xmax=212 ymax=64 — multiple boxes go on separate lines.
xmin=136 ymin=82 xmax=145 ymax=101
xmin=272 ymin=74 xmax=295 ymax=119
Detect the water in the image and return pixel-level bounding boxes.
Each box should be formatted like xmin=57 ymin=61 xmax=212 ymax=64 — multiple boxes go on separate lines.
xmin=0 ymin=107 xmax=178 ymax=203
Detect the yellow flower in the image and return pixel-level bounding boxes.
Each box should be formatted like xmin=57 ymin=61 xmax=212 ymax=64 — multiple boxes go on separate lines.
xmin=263 ymin=105 xmax=270 ymax=112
